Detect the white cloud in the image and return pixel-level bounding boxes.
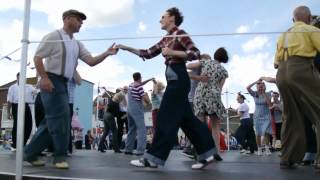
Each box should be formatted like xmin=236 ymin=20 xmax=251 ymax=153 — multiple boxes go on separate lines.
xmin=0 ymin=0 xmax=23 ymax=11
xmin=223 ymin=52 xmax=278 ymax=112
xmin=235 ymin=20 xmax=261 ymax=34
xmin=227 ymin=52 xmax=275 ymax=88
xmin=0 ymin=18 xmax=48 ymax=86
xmin=0 ymin=0 xmax=135 ymax=86
xmin=137 ymin=21 xmax=147 ymax=33
xmin=242 ymin=36 xmax=269 ymax=53
xmin=236 ymin=25 xmax=249 ymax=33
xmin=76 ymin=57 xmax=136 ymax=91
xmin=0 ymin=0 xmax=135 ymax=29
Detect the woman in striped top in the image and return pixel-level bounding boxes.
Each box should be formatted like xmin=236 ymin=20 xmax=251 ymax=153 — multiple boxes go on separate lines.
xmin=124 ymin=72 xmax=154 ymax=156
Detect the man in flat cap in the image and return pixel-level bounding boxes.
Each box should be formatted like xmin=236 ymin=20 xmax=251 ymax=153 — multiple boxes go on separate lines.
xmin=23 ymin=9 xmax=118 ymax=169
xmin=62 ymin=9 xmax=87 ymax=21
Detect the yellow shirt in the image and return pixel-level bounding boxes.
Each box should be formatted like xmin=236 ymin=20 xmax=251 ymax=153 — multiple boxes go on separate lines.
xmin=274 ymin=21 xmax=320 ymax=65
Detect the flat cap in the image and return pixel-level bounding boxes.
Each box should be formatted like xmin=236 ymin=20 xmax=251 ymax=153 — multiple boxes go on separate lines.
xmin=62 ymin=9 xmax=86 ymax=20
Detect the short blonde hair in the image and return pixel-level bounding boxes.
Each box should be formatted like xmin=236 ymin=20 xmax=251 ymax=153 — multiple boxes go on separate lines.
xmin=112 ymin=92 xmax=125 ymax=103
xmin=200 ymin=53 xmax=211 ymax=60
xmin=153 ymin=81 xmax=165 ymax=94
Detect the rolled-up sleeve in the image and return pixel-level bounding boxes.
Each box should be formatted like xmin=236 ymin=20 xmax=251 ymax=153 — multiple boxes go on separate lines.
xmin=274 ymin=35 xmax=284 ymax=66
xmin=177 ymin=30 xmax=200 ymax=61
xmin=139 ymin=40 xmax=162 ymax=59
xmin=35 ymin=33 xmax=55 ymax=58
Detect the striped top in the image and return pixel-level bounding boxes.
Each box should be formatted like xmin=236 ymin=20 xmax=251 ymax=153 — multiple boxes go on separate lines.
xmin=129 ymin=83 xmax=144 ymax=101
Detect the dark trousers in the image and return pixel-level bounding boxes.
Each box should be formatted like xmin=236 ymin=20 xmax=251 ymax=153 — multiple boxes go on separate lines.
xmin=11 ymin=103 xmax=33 ymax=148
xmin=275 ymin=122 xmax=282 ymax=140
xmin=68 ymin=104 xmax=73 ymax=153
xmin=75 ymin=141 xmax=82 ymax=149
xmin=117 ymin=111 xmax=128 ymax=147
xmin=34 ymin=94 xmax=44 ymax=127
xmin=305 ymin=118 xmax=317 ymax=154
xmin=146 ymin=63 xmax=215 ymax=163
xmin=235 ymin=118 xmax=257 ymax=153
xmin=99 ymin=112 xmax=120 ymax=151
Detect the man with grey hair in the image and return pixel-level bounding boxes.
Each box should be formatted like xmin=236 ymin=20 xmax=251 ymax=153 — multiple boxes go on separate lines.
xmin=274 ymin=5 xmax=320 ymax=171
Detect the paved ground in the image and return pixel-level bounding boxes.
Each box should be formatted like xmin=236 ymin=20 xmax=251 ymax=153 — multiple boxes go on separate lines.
xmin=0 ymin=150 xmax=319 ymax=180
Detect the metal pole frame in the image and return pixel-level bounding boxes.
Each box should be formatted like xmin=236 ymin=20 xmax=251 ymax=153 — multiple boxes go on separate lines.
xmin=16 ymin=0 xmax=31 ymax=180
xmin=225 ymin=89 xmax=230 ymax=151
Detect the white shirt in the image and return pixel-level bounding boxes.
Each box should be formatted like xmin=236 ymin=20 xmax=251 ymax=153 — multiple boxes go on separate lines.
xmin=237 ymin=102 xmax=250 ymax=120
xmin=59 ymin=29 xmax=79 ymax=79
xmin=7 ymin=83 xmax=36 ymax=104
xmin=119 ymin=92 xmax=128 ymax=112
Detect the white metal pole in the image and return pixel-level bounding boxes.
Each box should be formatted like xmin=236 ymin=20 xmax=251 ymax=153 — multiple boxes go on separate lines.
xmin=96 ymin=83 xmax=100 ymax=121
xmin=225 ymin=89 xmax=230 ymax=151
xmin=96 ymin=84 xmax=100 ymax=135
xmin=16 ymin=0 xmax=31 ymax=180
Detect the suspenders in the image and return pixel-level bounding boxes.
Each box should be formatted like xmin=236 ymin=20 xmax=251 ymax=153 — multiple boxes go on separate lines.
xmin=56 ymin=30 xmax=80 ymax=78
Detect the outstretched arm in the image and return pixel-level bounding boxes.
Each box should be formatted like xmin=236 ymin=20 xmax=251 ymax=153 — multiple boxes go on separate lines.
xmin=82 ymin=43 xmax=118 ymax=66
xmin=116 ymin=41 xmax=162 ymax=60
xmin=116 ymin=44 xmax=141 ymax=56
xmin=141 ymin=78 xmax=155 ymax=86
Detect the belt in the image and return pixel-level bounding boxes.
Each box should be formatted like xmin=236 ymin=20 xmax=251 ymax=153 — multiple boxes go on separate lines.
xmin=46 ymin=72 xmax=68 ymax=82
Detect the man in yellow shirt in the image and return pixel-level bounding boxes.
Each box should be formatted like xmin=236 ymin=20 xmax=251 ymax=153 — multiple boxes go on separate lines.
xmin=274 ymin=6 xmax=320 ymax=172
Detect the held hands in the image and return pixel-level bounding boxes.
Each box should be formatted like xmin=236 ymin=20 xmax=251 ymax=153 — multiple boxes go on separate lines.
xmin=115 ymin=44 xmax=127 ymax=51
xmin=107 ymin=43 xmax=119 ymax=55
xmin=152 ymin=78 xmax=157 ymax=84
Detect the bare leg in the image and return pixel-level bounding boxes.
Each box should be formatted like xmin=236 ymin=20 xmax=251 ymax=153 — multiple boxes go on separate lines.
xmin=209 ymin=114 xmax=220 ymax=153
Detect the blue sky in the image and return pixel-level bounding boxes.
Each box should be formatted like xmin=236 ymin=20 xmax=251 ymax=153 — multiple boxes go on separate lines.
xmin=0 ymin=0 xmax=319 ymax=112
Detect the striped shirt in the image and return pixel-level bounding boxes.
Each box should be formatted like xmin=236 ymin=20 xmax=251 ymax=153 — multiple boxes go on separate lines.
xmin=129 ymin=83 xmax=144 ymax=101
xmin=139 ymin=26 xmax=200 ymax=65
